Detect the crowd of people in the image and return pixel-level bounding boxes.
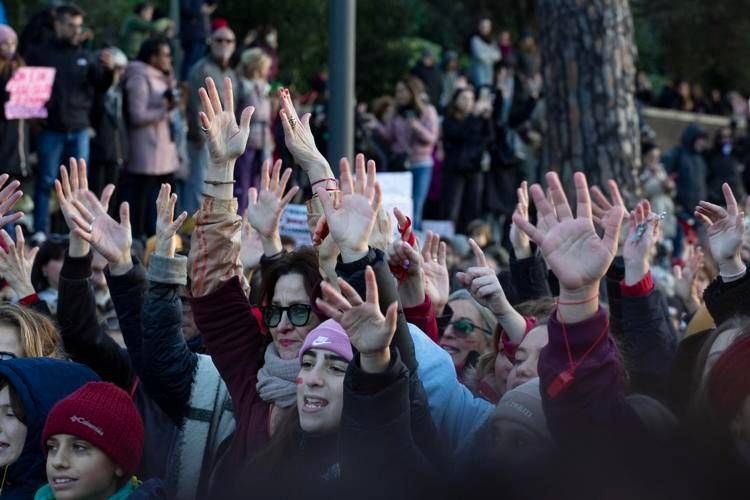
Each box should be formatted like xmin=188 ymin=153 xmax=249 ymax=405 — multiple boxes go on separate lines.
xmin=0 ymin=1 xmax=748 ymax=499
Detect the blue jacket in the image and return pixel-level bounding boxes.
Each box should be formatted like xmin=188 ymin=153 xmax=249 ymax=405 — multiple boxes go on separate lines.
xmin=0 ymin=358 xmax=99 ymax=499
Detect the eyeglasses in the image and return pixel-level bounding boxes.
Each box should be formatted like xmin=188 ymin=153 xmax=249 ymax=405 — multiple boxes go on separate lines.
xmin=213 ymin=38 xmax=236 ymax=44
xmin=262 ymin=304 xmax=312 ymax=328
xmin=449 ymin=319 xmax=492 ymax=337
xmin=0 ymin=352 xmax=17 ymax=361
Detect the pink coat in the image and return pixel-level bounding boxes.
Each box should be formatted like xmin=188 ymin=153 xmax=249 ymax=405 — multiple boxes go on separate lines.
xmin=122 ymin=61 xmax=178 ymax=176
xmin=380 ymin=104 xmax=439 ymax=164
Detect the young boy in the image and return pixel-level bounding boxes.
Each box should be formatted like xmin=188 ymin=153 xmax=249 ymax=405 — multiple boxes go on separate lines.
xmin=35 ymin=382 xmax=164 ymax=500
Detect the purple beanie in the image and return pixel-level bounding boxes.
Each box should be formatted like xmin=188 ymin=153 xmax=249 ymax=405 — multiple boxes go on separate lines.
xmin=0 ymin=25 xmax=17 ymax=46
xmin=299 ymin=319 xmax=353 ymax=363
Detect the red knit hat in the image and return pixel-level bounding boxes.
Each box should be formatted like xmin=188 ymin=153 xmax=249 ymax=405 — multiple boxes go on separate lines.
xmin=42 ymin=382 xmax=144 ymax=475
xmin=707 ymin=335 xmax=750 ymax=421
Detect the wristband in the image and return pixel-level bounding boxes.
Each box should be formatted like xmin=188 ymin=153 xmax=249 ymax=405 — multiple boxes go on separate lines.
xmin=19 ymin=293 xmax=39 ymax=306
xmin=310 ymin=178 xmax=338 ymax=190
xmin=204 ymin=179 xmax=236 ymax=185
xmin=557 ymin=294 xmax=598 ymax=305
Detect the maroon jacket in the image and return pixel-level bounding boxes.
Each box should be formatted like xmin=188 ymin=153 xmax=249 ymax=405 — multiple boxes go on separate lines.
xmin=191 ymin=276 xmax=271 ymax=477
xmin=539 ymin=307 xmax=644 ymax=445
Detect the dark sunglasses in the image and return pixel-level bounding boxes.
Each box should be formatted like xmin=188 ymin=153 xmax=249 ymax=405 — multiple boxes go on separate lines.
xmin=449 ymin=319 xmax=492 ymax=337
xmin=213 ymin=37 xmax=235 ymax=44
xmin=0 ymin=352 xmax=17 ymax=361
xmin=262 ymin=304 xmax=312 ymax=328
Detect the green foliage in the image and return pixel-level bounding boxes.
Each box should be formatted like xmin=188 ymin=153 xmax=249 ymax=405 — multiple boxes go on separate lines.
xmin=5 ymin=0 xmax=170 ymax=44
xmin=5 ymin=0 xmax=533 ymax=100
xmin=23 ymin=1 xmax=705 ymax=102
xmin=633 ymin=0 xmax=750 ymax=93
xmin=219 ymin=0 xmax=328 ymax=93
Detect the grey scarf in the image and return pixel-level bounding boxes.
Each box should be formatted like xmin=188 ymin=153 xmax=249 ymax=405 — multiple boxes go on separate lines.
xmin=256 ymin=343 xmax=299 ymax=408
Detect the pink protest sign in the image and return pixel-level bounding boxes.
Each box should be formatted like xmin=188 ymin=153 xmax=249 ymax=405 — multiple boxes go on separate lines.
xmin=4 ymin=67 xmax=57 ymax=120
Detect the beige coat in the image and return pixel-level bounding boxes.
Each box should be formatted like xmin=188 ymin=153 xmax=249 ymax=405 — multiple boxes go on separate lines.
xmin=122 ymin=61 xmax=178 ymax=176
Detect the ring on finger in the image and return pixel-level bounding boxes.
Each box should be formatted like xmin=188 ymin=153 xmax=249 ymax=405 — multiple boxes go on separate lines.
xmin=200 ymin=125 xmax=209 ymax=133
xmin=88 ymin=216 xmax=96 ymax=233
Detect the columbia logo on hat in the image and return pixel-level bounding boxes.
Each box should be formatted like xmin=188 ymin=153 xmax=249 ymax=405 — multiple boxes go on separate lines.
xmin=312 ymin=336 xmax=330 ymax=346
xmin=70 ymin=415 xmax=104 ymax=436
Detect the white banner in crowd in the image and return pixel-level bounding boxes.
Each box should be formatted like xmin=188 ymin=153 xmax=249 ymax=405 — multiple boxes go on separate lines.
xmin=279 ymin=204 xmax=313 ymax=247
xmin=422 ymin=219 xmax=455 ymax=238
xmin=376 ymin=172 xmax=413 ymax=236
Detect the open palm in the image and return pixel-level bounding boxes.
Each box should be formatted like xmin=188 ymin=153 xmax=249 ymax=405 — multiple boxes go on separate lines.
xmin=541 ymin=219 xmax=617 ymax=290
xmin=695 ymin=183 xmax=743 ymax=263
xmin=316 ymin=266 xmax=397 ymax=355
xmin=246 ymin=159 xmax=298 ymax=238
xmin=54 ymin=158 xmax=114 ymax=253
xmin=0 ymin=174 xmax=23 ymax=228
xmin=155 ymin=183 xmax=188 ymax=258
xmin=199 ymin=77 xmax=254 ymax=165
xmin=421 ymin=231 xmax=449 ymax=312
xmin=318 ymin=154 xmax=382 ymax=258
xmin=513 ymin=171 xmax=624 ymax=292
xmin=70 ymin=191 xmax=132 ymax=265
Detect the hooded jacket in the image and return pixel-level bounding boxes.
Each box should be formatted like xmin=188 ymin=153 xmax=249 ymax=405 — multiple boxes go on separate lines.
xmin=0 ymin=358 xmax=99 ymax=499
xmin=668 ymin=123 xmax=708 ymax=213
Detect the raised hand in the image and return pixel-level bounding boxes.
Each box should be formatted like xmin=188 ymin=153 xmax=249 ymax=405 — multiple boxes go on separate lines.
xmin=198 ymin=77 xmax=254 ymax=168
xmin=510 ymin=181 xmax=532 ymax=258
xmin=316 ymin=266 xmax=398 ymax=374
xmin=591 ymin=179 xmax=629 ymax=255
xmin=68 ymin=191 xmax=132 ymax=273
xmin=54 ymin=158 xmax=115 ymax=257
xmin=622 ymin=199 xmax=661 ymax=285
xmin=278 ymin=88 xmax=329 ymax=174
xmin=673 ymin=244 xmax=704 ymax=313
xmin=317 ymin=154 xmax=382 ymax=263
xmin=246 ymin=159 xmax=299 ymax=256
xmin=695 ymin=183 xmax=745 ymax=277
xmin=0 ymin=226 xmax=37 ymax=298
xmin=457 ymin=238 xmax=527 ymax=342
xmin=421 ymin=230 xmax=449 ymax=315
xmin=456 ymin=239 xmax=511 ymax=315
xmin=154 ymin=184 xmax=188 ymax=258
xmin=0 ymin=174 xmax=23 ymax=228
xmin=387 ymin=210 xmax=425 ymax=308
xmin=513 ymin=172 xmax=625 ymax=320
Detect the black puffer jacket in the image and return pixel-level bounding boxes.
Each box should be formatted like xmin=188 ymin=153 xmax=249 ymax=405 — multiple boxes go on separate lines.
xmin=25 ymin=37 xmax=112 ymax=132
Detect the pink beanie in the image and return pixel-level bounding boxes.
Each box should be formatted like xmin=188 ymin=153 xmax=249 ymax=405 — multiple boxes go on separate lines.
xmin=0 ymin=25 xmax=17 ymax=46
xmin=299 ymin=319 xmax=353 ymax=363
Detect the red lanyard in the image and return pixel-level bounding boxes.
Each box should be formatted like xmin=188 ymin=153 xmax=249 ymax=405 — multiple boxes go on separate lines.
xmin=547 ymin=303 xmax=610 ymax=399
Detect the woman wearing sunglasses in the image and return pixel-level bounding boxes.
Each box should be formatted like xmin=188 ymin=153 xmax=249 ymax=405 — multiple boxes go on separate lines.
xmin=439 ymin=288 xmax=497 ymax=383
xmin=448 ymin=238 xmax=531 ymax=389
xmin=180 ymin=77 xmax=336 ymax=490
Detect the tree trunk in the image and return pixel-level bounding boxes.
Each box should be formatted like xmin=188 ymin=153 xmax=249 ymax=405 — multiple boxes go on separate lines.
xmin=538 ymin=0 xmax=640 ymax=197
